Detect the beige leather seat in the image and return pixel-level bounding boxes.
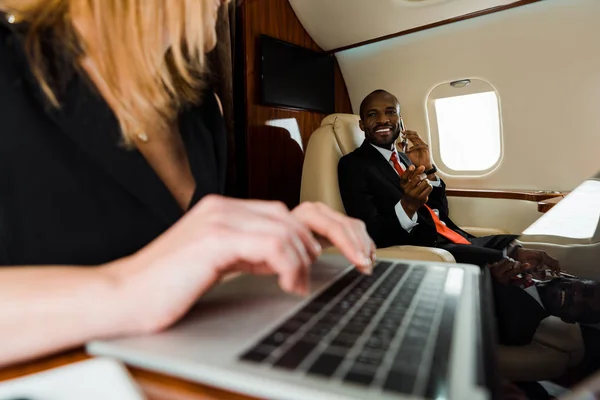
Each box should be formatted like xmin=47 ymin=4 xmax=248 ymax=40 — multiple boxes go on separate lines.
xmin=300 ymin=113 xmax=584 ymax=381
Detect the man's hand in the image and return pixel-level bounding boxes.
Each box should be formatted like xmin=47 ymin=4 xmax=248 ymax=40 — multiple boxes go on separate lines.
xmin=487 ymin=257 xmax=531 ymax=285
xmin=399 ymin=165 xmax=432 ymax=218
xmin=513 ymin=248 xmax=561 ymax=279
xmin=404 ymin=131 xmax=433 ymax=170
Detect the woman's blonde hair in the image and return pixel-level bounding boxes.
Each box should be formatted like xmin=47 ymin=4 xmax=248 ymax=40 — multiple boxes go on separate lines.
xmin=1 ymin=0 xmax=210 ymax=145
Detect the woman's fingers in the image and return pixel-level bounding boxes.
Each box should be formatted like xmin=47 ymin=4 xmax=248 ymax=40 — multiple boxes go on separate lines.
xmin=226 ymin=199 xmax=322 ymax=262
xmin=209 ymin=204 xmax=314 ymax=271
xmin=325 ymin=208 xmax=374 ymax=262
xmin=292 ymin=202 xmax=375 ymax=274
xmin=233 ymin=216 xmax=313 ymax=273
xmin=229 ymin=231 xmax=309 ymax=295
xmin=295 ymin=213 xmax=373 ymax=274
xmin=370 ymin=240 xmax=377 ymax=264
xmin=193 ymin=197 xmax=377 ymax=296
xmin=199 ymin=197 xmax=317 ymax=295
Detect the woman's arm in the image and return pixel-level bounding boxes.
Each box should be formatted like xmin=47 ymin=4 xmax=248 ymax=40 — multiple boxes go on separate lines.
xmin=0 ymin=196 xmax=375 ymax=367
xmin=0 ymin=260 xmax=134 ymax=367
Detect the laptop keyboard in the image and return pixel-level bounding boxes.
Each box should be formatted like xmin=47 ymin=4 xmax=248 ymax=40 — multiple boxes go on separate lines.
xmin=240 ymin=261 xmax=459 ymax=397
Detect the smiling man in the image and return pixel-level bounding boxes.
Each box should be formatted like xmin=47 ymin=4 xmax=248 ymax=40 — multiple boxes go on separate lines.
xmin=337 ymin=89 xmax=600 ymax=346
xmin=339 ymin=89 xmax=509 ymax=258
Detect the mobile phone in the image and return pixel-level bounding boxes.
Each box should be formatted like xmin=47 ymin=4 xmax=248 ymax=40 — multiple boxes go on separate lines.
xmin=399 ymin=116 xmax=407 ymax=152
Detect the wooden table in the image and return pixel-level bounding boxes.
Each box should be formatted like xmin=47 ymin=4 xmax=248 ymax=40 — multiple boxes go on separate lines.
xmin=0 ymin=350 xmax=258 ymax=400
xmin=446 ymin=188 xmax=567 ymax=214
xmin=537 ymin=196 xmax=564 ymax=213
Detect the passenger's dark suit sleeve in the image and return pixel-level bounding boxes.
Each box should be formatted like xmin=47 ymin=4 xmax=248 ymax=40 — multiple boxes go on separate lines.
xmin=338 ymin=156 xmax=437 ymax=248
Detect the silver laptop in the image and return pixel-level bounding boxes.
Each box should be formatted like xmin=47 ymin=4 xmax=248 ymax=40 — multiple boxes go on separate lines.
xmin=87 ymin=254 xmax=495 ymax=400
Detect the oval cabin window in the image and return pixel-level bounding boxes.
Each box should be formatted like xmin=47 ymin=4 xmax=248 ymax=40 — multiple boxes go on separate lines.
xmin=426 ymin=79 xmax=502 ymax=175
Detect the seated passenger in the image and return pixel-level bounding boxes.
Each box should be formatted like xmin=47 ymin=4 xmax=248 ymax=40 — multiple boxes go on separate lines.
xmin=338 ymin=89 xmax=600 ymax=344
xmin=0 ymin=1 xmax=376 ymax=367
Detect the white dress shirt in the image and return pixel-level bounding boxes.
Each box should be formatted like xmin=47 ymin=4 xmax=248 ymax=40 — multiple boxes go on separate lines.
xmin=370 ymin=144 xmax=440 ymax=233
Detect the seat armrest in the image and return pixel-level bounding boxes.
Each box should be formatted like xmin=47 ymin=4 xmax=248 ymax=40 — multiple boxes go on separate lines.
xmin=324 ymin=245 xmax=455 ymax=263
xmin=462 ymin=226 xmax=510 ymax=237
xmin=376 ymin=246 xmax=456 ymax=262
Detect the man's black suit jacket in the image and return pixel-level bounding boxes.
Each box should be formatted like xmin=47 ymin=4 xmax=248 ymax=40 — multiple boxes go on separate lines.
xmin=338 ymin=140 xmax=516 ymax=266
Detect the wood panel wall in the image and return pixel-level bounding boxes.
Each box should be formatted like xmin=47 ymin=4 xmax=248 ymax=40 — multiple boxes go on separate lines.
xmin=240 ymin=0 xmax=353 ymax=208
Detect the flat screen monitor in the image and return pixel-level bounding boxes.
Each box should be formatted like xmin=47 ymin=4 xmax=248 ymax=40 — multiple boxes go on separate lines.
xmin=260 ymin=35 xmax=335 ymax=114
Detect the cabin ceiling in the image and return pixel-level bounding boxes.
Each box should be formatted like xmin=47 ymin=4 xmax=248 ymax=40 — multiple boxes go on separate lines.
xmin=288 ymin=0 xmax=521 ymax=51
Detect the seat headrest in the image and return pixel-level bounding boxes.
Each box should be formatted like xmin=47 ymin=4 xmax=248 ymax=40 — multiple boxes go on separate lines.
xmin=321 ymin=113 xmax=364 ymax=155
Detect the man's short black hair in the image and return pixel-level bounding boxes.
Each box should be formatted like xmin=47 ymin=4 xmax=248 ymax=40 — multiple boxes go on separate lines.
xmin=359 ymin=89 xmax=400 ymax=120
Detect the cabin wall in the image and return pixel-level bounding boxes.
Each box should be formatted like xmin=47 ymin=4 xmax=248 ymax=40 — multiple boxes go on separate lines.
xmin=336 ymin=0 xmax=600 ymax=194
xmin=240 ymin=0 xmax=352 ymax=208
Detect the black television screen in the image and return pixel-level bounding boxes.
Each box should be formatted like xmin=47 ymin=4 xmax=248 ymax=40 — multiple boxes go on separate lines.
xmin=260 ymin=35 xmax=335 ymax=114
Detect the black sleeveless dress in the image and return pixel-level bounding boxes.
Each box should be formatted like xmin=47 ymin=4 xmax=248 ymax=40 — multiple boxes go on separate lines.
xmin=0 ymin=15 xmax=227 ymax=265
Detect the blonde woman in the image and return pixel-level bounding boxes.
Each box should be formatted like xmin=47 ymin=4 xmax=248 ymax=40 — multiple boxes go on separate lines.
xmin=0 ymin=0 xmax=375 ymax=367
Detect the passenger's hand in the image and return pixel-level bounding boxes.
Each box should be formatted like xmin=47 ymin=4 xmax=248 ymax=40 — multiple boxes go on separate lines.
xmin=399 ymin=165 xmax=432 ymax=218
xmin=513 ymin=248 xmax=561 ymax=278
xmin=404 ymin=131 xmax=432 ymax=170
xmin=112 ymin=195 xmax=374 ymax=335
xmin=486 ymin=257 xmax=530 ymax=285
xmin=291 ymin=202 xmax=375 ymax=274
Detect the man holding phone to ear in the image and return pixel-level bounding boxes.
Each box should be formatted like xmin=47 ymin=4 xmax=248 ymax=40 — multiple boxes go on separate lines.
xmin=339 ymin=89 xmax=495 ymax=256
xmin=338 ymin=89 xmax=600 ymax=346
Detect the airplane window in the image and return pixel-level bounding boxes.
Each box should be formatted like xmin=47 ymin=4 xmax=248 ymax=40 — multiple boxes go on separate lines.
xmin=427 ymin=79 xmax=502 ymax=175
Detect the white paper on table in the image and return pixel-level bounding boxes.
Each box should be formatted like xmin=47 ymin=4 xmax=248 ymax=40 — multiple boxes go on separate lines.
xmin=0 ymin=357 xmax=145 ymax=400
xmin=522 ymin=180 xmax=600 ymax=240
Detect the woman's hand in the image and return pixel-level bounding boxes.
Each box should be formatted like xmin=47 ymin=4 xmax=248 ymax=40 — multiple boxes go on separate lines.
xmin=0 ymin=196 xmax=375 ymax=366
xmin=112 ymin=195 xmax=375 ymax=335
xmin=291 ymin=202 xmax=376 ymax=274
